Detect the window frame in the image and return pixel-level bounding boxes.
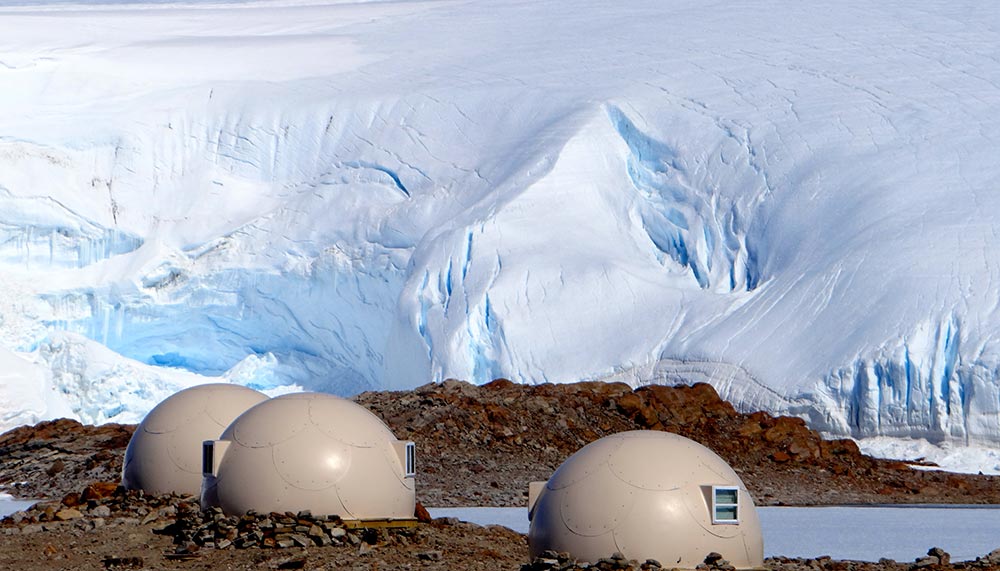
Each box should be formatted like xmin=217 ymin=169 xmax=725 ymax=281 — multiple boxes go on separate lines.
xmin=711 ymin=485 xmax=740 ymax=525
xmin=202 ymin=441 xmax=214 ymax=476
xmin=404 ymin=442 xmax=416 ymax=477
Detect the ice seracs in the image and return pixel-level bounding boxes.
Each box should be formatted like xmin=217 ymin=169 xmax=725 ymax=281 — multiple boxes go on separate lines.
xmin=201 ymin=392 xmax=416 ymax=520
xmin=5 ymin=1 xmax=1000 ymax=467
xmin=528 ymin=431 xmax=763 ymax=569
xmin=121 ymin=383 xmax=268 ymax=496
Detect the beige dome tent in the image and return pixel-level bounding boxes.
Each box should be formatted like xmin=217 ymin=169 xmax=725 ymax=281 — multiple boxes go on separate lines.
xmin=528 ymin=430 xmax=763 ymax=569
xmin=122 ymin=383 xmax=268 ymax=496
xmin=201 ymin=392 xmax=416 ymax=521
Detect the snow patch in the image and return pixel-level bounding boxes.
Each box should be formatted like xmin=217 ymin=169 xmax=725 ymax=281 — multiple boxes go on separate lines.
xmin=857 ymin=436 xmax=1000 ymax=476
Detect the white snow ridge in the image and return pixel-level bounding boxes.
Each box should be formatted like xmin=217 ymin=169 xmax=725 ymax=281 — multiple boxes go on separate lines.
xmin=2 ymin=0 xmax=1000 ymax=471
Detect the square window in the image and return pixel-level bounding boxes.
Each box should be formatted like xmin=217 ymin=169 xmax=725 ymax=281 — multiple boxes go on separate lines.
xmin=712 ymin=485 xmax=739 ymax=524
xmin=715 ymin=505 xmax=738 ymax=521
xmin=715 ymin=487 xmax=738 ymax=505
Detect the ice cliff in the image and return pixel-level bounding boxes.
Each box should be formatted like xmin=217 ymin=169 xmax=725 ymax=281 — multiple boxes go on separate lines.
xmin=3 ymin=0 xmax=1000 ymax=466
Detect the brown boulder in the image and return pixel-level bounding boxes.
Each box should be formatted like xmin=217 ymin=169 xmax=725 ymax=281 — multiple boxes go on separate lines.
xmin=762 ymin=417 xmax=807 ymax=443
xmin=45 ymin=459 xmax=66 ymax=477
xmin=616 ymin=392 xmax=644 ymax=416
xmin=482 ymin=378 xmax=516 ymax=391
xmin=61 ymin=492 xmax=82 ymax=507
xmin=613 ymin=392 xmax=659 ymax=428
xmin=54 ymin=508 xmax=83 ymax=521
xmin=787 ymin=437 xmax=820 ymax=460
xmin=414 ymin=501 xmax=432 ymax=523
xmin=820 ymin=438 xmax=860 ymax=457
xmin=736 ymin=421 xmax=763 ymax=437
xmin=770 ymin=451 xmax=791 ymax=463
xmin=82 ymin=481 xmax=120 ymax=501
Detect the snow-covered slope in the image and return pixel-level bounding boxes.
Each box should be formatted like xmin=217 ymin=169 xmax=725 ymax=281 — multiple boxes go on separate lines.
xmin=3 ymin=0 xmax=1000 ymax=466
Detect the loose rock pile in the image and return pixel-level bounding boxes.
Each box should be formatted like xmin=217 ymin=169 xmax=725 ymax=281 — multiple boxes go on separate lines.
xmin=522 ymin=547 xmax=1000 ymax=571
xmin=972 ymin=548 xmax=1000 ymax=568
xmin=1 ymin=481 xmax=416 ymax=556
xmin=0 ymin=481 xmax=190 ymax=534
xmin=697 ymin=552 xmax=736 ymax=571
xmin=914 ymin=547 xmax=951 ymax=568
xmin=155 ymin=505 xmax=389 ymax=551
xmin=766 ymin=547 xmax=1000 ymax=571
xmin=521 ymin=550 xmax=663 ymax=570
xmin=0 ymin=419 xmax=133 ymax=500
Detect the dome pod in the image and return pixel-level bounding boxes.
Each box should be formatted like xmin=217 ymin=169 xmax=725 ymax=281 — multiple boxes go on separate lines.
xmin=122 ymin=383 xmax=269 ymax=496
xmin=201 ymin=392 xmax=415 ymax=520
xmin=528 ymin=430 xmax=763 ymax=569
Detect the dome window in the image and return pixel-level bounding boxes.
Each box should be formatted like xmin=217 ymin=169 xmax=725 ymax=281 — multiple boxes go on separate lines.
xmin=404 ymin=442 xmax=416 ymax=477
xmin=712 ymin=485 xmax=740 ymax=524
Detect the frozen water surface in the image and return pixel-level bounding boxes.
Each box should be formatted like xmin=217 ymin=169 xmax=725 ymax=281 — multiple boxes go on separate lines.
xmin=429 ymin=506 xmax=1000 ymax=562
xmin=428 ymin=507 xmax=529 ymax=534
xmin=0 ymin=499 xmax=39 ymax=518
xmin=758 ymin=506 xmax=1000 ymax=562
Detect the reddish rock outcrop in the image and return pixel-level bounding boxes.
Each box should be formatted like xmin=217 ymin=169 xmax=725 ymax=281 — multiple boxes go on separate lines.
xmin=0 ymin=419 xmax=134 ymax=499
xmin=357 ymin=380 xmax=1000 ymax=507
xmin=3 ymin=380 xmax=1000 ymax=507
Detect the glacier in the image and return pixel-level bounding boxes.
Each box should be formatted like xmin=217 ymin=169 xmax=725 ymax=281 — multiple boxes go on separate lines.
xmin=2 ymin=0 xmax=1000 ymax=469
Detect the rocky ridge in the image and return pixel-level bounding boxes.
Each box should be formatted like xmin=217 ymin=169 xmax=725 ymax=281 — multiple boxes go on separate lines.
xmin=2 ymin=381 xmax=999 ymax=507
xmin=3 ymin=381 xmax=1000 ymax=507
xmin=356 ymin=380 xmax=1000 ymax=506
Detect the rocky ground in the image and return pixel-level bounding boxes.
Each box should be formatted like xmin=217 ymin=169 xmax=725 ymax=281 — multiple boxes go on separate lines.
xmin=356 ymin=379 xmax=1000 ymax=507
xmin=3 ymin=483 xmax=1000 ymax=571
xmin=0 ymin=484 xmax=528 ymax=570
xmin=0 ymin=418 xmax=132 ymax=500
xmin=4 ymin=379 xmax=1000 ymax=571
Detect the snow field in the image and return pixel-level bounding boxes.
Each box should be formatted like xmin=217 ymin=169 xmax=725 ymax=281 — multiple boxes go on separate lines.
xmin=1 ymin=1 xmax=1000 ymax=472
